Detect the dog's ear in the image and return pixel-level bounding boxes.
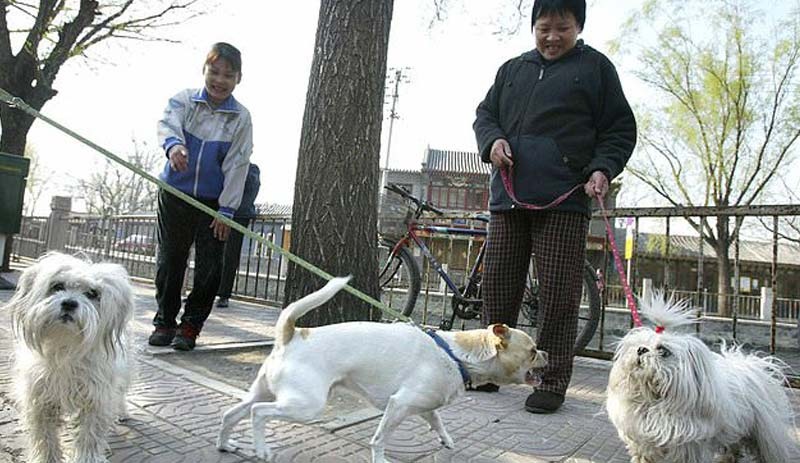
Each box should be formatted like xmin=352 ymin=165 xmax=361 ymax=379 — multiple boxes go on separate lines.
xmin=684 ymin=340 xmax=719 ymax=417
xmin=490 ymin=324 xmax=510 ymax=351
xmin=91 ymin=263 xmax=134 ymax=355
xmin=7 ymin=259 xmax=44 ymax=336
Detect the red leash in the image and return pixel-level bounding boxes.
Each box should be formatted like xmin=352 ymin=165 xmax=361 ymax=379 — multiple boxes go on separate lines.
xmin=500 ymin=167 xmax=582 ymax=210
xmin=596 ymin=199 xmax=642 ymax=327
xmin=500 ymin=166 xmax=642 ymax=327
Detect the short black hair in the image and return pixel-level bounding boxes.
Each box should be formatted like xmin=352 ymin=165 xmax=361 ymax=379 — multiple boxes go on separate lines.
xmin=205 ymin=42 xmax=242 ymax=75
xmin=531 ymin=0 xmax=586 ymax=31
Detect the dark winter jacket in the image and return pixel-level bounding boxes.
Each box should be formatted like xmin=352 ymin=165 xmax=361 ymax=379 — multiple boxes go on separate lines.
xmin=235 ymin=163 xmax=261 ymax=220
xmin=473 ymin=40 xmax=636 ymax=214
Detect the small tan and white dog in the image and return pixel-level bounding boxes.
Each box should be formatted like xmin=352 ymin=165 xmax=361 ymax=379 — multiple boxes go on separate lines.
xmin=217 ymin=276 xmax=548 ymax=462
xmin=606 ymin=292 xmax=797 ymax=463
xmin=7 ymin=252 xmax=135 ymax=463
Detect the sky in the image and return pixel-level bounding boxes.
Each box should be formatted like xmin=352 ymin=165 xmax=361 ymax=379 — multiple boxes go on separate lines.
xmin=17 ymin=0 xmax=648 ymax=215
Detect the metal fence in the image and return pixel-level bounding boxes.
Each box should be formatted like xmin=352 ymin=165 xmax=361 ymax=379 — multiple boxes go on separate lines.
xmin=12 ymin=213 xmax=293 ymax=305
xmin=10 ymin=204 xmax=800 ymax=367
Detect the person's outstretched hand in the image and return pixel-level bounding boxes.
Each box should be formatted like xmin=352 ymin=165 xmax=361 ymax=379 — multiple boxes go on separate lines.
xmin=489 ymin=138 xmax=513 ymax=169
xmin=585 ymin=170 xmax=609 ymax=200
xmin=168 ymin=145 xmax=189 ymax=172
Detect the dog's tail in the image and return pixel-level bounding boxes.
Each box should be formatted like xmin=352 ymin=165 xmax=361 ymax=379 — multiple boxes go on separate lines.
xmin=639 ymin=290 xmax=697 ymax=331
xmin=275 ymin=276 xmax=352 ymax=346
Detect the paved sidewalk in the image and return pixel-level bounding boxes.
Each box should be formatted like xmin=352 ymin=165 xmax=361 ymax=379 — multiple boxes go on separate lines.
xmin=1 ymin=271 xmax=799 ymax=462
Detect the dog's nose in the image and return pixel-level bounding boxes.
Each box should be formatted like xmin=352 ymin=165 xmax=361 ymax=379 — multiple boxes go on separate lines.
xmin=637 ymin=346 xmax=649 ymax=356
xmin=61 ymin=299 xmax=78 ymax=312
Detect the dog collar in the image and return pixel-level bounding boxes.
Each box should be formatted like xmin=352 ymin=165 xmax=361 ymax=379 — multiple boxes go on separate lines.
xmin=425 ymin=329 xmax=471 ymax=386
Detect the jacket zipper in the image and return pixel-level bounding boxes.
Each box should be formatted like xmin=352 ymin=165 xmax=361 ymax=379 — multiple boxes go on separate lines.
xmin=508 ymin=64 xmax=545 ymax=209
xmin=193 ymin=140 xmax=205 ymax=197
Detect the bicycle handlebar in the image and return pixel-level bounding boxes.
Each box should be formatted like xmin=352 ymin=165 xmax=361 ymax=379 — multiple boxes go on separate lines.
xmin=385 ymin=183 xmax=444 ymax=216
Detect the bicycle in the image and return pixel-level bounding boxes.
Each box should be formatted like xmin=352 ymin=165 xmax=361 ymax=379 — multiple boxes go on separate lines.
xmin=378 ymin=183 xmax=602 ymax=352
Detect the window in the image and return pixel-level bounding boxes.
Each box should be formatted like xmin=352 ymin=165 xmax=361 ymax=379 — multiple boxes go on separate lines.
xmin=466 ymin=188 xmax=488 ymax=210
xmin=428 ymin=185 xmax=488 ymax=211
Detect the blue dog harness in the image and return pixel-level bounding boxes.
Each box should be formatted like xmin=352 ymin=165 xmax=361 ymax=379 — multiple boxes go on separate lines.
xmin=425 ymin=329 xmax=471 ymax=386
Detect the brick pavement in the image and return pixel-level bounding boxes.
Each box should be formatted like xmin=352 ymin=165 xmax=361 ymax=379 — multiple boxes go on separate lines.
xmin=1 ymin=272 xmax=799 ymax=463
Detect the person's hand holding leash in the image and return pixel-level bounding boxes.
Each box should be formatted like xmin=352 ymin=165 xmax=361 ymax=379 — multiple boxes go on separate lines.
xmin=489 ymin=138 xmax=514 ymax=168
xmin=168 ymin=145 xmax=189 ymax=172
xmin=585 ymin=170 xmax=609 ymax=200
xmin=210 ymin=218 xmax=230 ymax=241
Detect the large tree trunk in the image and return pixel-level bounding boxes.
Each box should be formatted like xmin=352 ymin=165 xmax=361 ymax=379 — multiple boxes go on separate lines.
xmin=0 ymin=80 xmax=54 ymax=270
xmin=715 ymin=219 xmax=732 ymax=317
xmin=0 ymin=86 xmax=36 ymax=270
xmin=0 ymin=52 xmax=58 ymax=155
xmin=0 ymin=108 xmax=35 ymax=155
xmin=285 ymin=0 xmax=393 ymax=326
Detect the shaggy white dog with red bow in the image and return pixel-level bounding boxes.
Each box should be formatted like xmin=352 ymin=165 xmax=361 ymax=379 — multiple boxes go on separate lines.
xmin=606 ymin=292 xmax=797 ymax=462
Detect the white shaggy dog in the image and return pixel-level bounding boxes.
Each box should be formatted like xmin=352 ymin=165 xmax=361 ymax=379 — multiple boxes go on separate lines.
xmin=606 ymin=292 xmax=797 ymax=463
xmin=7 ymin=252 xmax=135 ymax=463
xmin=216 ymin=276 xmax=548 ymax=462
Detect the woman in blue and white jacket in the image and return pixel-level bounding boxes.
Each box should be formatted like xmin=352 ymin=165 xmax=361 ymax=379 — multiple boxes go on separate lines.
xmin=149 ymin=42 xmax=253 ymax=351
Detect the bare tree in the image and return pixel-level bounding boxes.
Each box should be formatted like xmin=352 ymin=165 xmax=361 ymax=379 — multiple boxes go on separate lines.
xmin=757 ymin=175 xmax=800 ymax=245
xmin=613 ymin=0 xmax=800 ymax=315
xmin=426 ymin=0 xmax=531 ymax=34
xmin=74 ymin=138 xmax=159 ymax=216
xmin=21 ymin=144 xmax=54 ymax=216
xmin=0 ymin=0 xmax=205 ymax=156
xmin=0 ymin=0 xmax=206 ymax=268
xmin=285 ymin=0 xmax=393 ymax=326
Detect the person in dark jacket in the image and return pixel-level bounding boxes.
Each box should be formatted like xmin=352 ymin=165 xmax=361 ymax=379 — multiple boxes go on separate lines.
xmin=216 ymin=163 xmax=261 ymax=308
xmin=473 ymin=0 xmax=636 ymax=413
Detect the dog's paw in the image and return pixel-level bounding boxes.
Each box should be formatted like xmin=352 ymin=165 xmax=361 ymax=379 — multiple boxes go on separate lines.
xmin=217 ymin=438 xmax=239 ymax=453
xmin=74 ymin=454 xmax=109 ymax=463
xmin=440 ymin=436 xmax=454 ymax=449
xmin=254 ymin=445 xmax=274 ymax=461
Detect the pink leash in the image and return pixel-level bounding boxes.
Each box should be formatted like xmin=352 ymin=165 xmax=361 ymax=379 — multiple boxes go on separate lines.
xmin=500 ymin=167 xmax=643 ymax=327
xmin=500 ymin=166 xmax=583 ymax=210
xmin=596 ymin=199 xmax=643 ymax=328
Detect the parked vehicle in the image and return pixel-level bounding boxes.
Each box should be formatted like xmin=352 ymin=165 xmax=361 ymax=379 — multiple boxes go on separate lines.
xmin=115 ymin=234 xmax=156 ymax=255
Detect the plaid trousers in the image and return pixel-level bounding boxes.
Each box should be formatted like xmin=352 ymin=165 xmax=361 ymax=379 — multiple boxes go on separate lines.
xmin=483 ymin=210 xmax=589 ymax=395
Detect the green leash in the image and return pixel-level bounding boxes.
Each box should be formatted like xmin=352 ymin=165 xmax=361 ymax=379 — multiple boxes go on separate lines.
xmin=0 ymin=87 xmax=413 ymax=324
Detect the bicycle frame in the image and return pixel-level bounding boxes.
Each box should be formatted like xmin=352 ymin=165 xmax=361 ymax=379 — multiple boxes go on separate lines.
xmin=388 ymin=219 xmax=488 ymax=303
xmin=380 ymin=183 xmax=602 ymax=346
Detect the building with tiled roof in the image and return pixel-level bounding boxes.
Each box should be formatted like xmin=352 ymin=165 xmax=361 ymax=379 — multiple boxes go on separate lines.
xmin=382 ymin=147 xmax=490 ymax=214
xmin=256 ymin=203 xmax=293 ymax=217
xmin=422 ymin=148 xmax=492 ymax=176
xmin=627 ymin=232 xmax=800 ymax=299
xmin=420 ymin=148 xmax=491 ymax=211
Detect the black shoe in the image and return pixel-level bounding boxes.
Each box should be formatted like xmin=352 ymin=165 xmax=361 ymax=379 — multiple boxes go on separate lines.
xmin=216 ymin=297 xmax=229 ymax=308
xmin=148 ymin=327 xmax=176 ymax=346
xmin=171 ymin=324 xmax=200 ymax=351
xmin=525 ymin=390 xmax=564 ymax=414
xmin=469 ymin=383 xmax=500 ymax=392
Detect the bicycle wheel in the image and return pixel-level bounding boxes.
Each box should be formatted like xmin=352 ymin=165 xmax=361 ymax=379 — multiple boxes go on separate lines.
xmin=575 ymin=263 xmax=602 ymax=352
xmin=378 ymin=239 xmax=421 ymax=317
xmin=520 ymin=261 xmax=601 ymax=352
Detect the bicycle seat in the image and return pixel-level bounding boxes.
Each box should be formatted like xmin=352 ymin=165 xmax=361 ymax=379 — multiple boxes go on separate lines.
xmin=473 ymin=213 xmax=490 ymax=223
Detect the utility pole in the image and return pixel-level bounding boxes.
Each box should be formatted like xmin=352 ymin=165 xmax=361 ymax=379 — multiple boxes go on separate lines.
xmin=381 ymin=67 xmax=410 ymax=193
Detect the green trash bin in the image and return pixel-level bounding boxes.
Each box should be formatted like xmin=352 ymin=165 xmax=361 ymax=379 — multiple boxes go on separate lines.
xmin=0 ymin=152 xmax=30 ymax=234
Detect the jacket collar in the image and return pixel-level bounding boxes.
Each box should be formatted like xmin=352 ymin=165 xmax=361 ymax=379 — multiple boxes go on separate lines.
xmin=521 ymin=39 xmax=585 ymax=64
xmin=192 ymin=88 xmax=240 ymax=113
